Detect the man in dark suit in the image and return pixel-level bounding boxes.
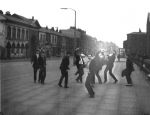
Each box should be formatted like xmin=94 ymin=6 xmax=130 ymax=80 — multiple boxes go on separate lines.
xmin=38 ymin=51 xmax=46 ymax=84
xmin=76 ymin=53 xmax=85 ymax=83
xmin=122 ymin=57 xmax=134 ymax=86
xmin=85 ymin=57 xmax=96 ymax=98
xmin=104 ymin=51 xmax=118 ymax=83
xmin=31 ymin=50 xmax=40 ymax=83
xmin=58 ymin=52 xmax=70 ymax=88
xmin=74 ymin=49 xmax=81 ymax=76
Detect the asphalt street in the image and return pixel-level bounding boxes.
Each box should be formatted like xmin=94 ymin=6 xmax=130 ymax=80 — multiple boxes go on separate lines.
xmin=1 ymin=58 xmax=150 ymax=115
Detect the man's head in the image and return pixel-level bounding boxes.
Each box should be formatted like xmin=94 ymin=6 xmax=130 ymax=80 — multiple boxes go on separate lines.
xmin=66 ymin=52 xmax=70 ymax=56
xmin=41 ymin=52 xmax=45 ymax=57
xmin=36 ymin=50 xmax=39 ymax=54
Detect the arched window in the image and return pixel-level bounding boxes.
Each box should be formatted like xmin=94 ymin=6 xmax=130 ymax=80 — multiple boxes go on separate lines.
xmin=21 ymin=43 xmax=24 ymax=53
xmin=25 ymin=43 xmax=28 ymax=49
xmin=12 ymin=43 xmax=15 ymax=54
xmin=16 ymin=43 xmax=20 ymax=54
xmin=6 ymin=42 xmax=11 ymax=49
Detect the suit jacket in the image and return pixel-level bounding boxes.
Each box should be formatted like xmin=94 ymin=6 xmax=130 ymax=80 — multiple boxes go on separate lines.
xmin=31 ymin=54 xmax=40 ymax=68
xmin=74 ymin=54 xmax=79 ymax=64
xmin=107 ymin=54 xmax=115 ymax=68
xmin=126 ymin=58 xmax=134 ymax=73
xmin=60 ymin=56 xmax=70 ymax=71
xmin=39 ymin=56 xmax=46 ymax=68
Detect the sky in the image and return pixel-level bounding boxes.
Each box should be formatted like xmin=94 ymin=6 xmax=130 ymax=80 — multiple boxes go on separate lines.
xmin=1 ymin=0 xmax=150 ymax=47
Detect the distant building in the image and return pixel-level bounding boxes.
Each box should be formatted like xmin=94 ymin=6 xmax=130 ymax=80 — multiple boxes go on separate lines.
xmin=0 ymin=13 xmax=6 ymax=59
xmin=60 ymin=27 xmax=98 ymax=55
xmin=126 ymin=31 xmax=146 ymax=57
xmin=146 ymin=13 xmax=150 ymax=57
xmin=39 ymin=27 xmax=67 ymax=57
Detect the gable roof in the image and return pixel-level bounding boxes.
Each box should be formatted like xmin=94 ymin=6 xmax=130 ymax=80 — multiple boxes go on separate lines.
xmin=39 ymin=27 xmax=64 ymax=36
xmin=2 ymin=13 xmax=41 ymax=28
xmin=0 ymin=14 xmax=6 ymax=20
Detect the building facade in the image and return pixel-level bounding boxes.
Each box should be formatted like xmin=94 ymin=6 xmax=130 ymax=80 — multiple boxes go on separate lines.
xmin=146 ymin=13 xmax=150 ymax=57
xmin=60 ymin=27 xmax=99 ymax=55
xmin=38 ymin=27 xmax=67 ymax=57
xmin=0 ymin=14 xmax=6 ymax=59
xmin=124 ymin=13 xmax=150 ymax=59
xmin=0 ymin=11 xmax=41 ymax=59
xmin=126 ymin=32 xmax=146 ymax=57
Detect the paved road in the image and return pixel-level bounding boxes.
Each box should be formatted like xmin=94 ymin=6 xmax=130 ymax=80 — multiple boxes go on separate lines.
xmin=1 ymin=58 xmax=150 ymax=115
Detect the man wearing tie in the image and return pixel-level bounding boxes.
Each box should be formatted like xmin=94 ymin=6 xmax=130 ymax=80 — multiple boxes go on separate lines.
xmin=31 ymin=50 xmax=40 ymax=83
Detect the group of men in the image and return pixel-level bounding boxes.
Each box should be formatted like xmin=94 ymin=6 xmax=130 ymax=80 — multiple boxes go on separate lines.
xmin=57 ymin=48 xmax=134 ymax=98
xmin=31 ymin=49 xmax=46 ymax=84
xmin=31 ymin=48 xmax=134 ymax=98
xmin=85 ymin=51 xmax=118 ymax=97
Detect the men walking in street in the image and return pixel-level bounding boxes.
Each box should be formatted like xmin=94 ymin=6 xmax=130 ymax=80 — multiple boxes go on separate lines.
xmin=58 ymin=52 xmax=70 ymax=88
xmin=91 ymin=51 xmax=104 ymax=84
xmin=74 ymin=48 xmax=81 ymax=76
xmin=76 ymin=53 xmax=85 ymax=83
xmin=85 ymin=57 xmax=96 ymax=98
xmin=104 ymin=51 xmax=118 ymax=83
xmin=122 ymin=57 xmax=134 ymax=86
xmin=31 ymin=50 xmax=40 ymax=83
xmin=38 ymin=51 xmax=46 ymax=84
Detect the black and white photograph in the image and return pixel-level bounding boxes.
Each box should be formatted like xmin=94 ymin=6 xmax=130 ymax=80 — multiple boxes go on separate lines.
xmin=0 ymin=0 xmax=150 ymax=115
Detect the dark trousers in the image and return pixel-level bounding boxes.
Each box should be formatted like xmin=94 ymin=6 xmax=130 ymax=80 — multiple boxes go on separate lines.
xmin=76 ymin=65 xmax=84 ymax=83
xmin=92 ymin=69 xmax=102 ymax=84
xmin=125 ymin=71 xmax=132 ymax=84
xmin=39 ymin=67 xmax=46 ymax=84
xmin=95 ymin=70 xmax=102 ymax=84
xmin=75 ymin=64 xmax=80 ymax=75
xmin=85 ymin=72 xmax=95 ymax=96
xmin=33 ymin=67 xmax=39 ymax=82
xmin=104 ymin=65 xmax=117 ymax=82
xmin=58 ymin=69 xmax=68 ymax=87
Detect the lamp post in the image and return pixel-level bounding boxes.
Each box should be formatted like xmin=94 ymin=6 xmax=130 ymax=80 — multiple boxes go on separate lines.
xmin=60 ymin=8 xmax=76 ymax=29
xmin=60 ymin=8 xmax=77 ymax=52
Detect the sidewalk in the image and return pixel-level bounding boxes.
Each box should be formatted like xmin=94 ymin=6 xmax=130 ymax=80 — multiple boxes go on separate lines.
xmin=130 ymin=58 xmax=150 ymax=80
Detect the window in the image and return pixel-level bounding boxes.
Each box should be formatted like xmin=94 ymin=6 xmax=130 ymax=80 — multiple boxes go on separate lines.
xmin=26 ymin=30 xmax=28 ymax=40
xmin=17 ymin=28 xmax=20 ymax=39
xmin=22 ymin=29 xmax=24 ymax=40
xmin=7 ymin=26 xmax=11 ymax=39
xmin=13 ymin=27 xmax=16 ymax=39
xmin=55 ymin=36 xmax=57 ymax=44
xmin=51 ymin=35 xmax=53 ymax=43
xmin=40 ymin=34 xmax=42 ymax=41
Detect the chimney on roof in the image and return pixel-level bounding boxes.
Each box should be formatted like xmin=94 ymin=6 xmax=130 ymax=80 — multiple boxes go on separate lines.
xmin=55 ymin=27 xmax=58 ymax=32
xmin=51 ymin=27 xmax=54 ymax=31
xmin=0 ymin=10 xmax=3 ymax=14
xmin=32 ymin=16 xmax=34 ymax=20
xmin=5 ymin=11 xmax=11 ymax=16
xmin=46 ymin=26 xmax=48 ymax=29
xmin=139 ymin=28 xmax=142 ymax=32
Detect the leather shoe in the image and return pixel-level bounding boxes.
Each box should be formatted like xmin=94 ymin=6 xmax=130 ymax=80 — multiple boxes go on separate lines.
xmin=58 ymin=84 xmax=62 ymax=87
xmin=64 ymin=86 xmax=69 ymax=88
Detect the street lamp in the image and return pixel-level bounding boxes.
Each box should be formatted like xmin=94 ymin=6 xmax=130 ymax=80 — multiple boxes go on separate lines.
xmin=60 ymin=8 xmax=76 ymax=28
xmin=60 ymin=8 xmax=77 ymax=51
